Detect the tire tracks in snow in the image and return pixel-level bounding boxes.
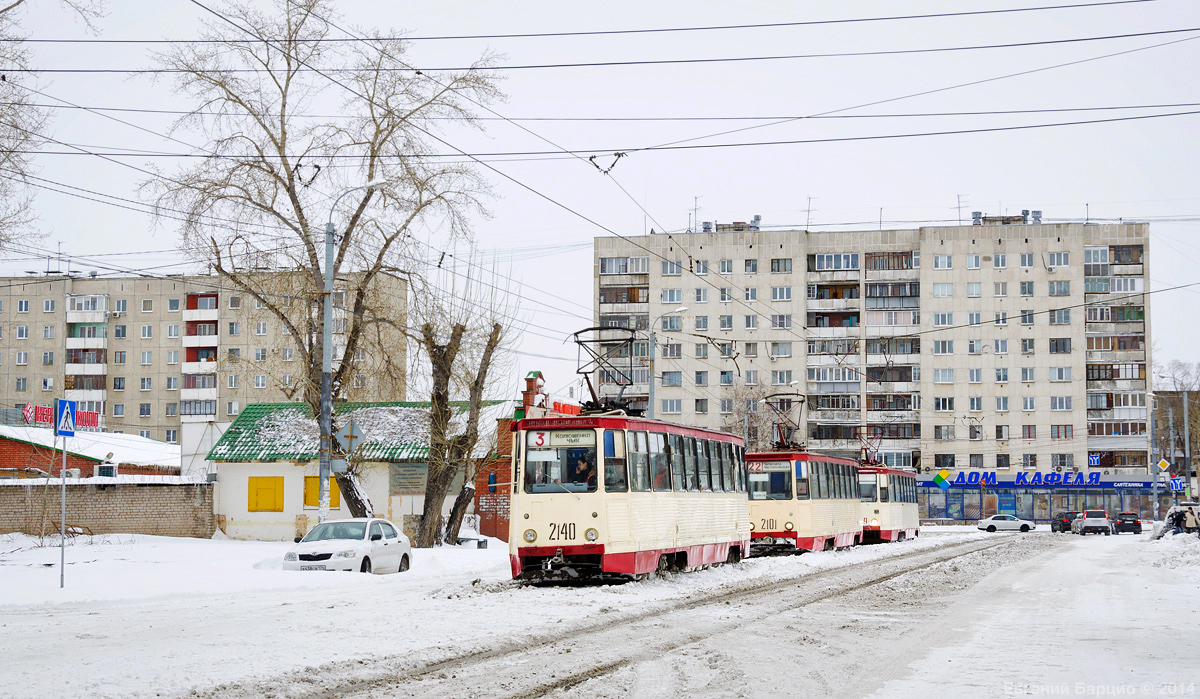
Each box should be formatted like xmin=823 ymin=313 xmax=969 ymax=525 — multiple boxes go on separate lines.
xmin=199 ymin=536 xmax=1020 ymax=699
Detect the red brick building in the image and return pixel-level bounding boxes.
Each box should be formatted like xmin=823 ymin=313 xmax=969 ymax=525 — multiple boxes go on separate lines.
xmin=474 ymin=418 xmax=513 ymax=541
xmin=0 ymin=425 xmax=180 ymax=478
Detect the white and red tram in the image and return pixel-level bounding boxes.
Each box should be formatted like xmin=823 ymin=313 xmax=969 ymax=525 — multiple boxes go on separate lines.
xmin=857 ymin=466 xmax=919 ymax=543
xmin=509 ymin=414 xmax=751 ymax=580
xmin=745 ymin=451 xmax=864 ymax=554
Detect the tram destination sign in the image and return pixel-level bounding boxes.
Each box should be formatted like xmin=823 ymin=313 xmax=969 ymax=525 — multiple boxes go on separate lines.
xmin=526 ymin=429 xmax=596 ymax=447
xmin=748 ymin=461 xmax=791 ymax=473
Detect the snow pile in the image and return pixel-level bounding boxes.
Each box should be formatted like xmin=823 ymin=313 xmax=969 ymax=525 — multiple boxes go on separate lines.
xmin=1147 ymin=530 xmax=1200 ymax=569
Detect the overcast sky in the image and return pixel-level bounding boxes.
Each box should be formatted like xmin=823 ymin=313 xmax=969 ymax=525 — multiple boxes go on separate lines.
xmin=10 ymin=0 xmax=1200 ymax=402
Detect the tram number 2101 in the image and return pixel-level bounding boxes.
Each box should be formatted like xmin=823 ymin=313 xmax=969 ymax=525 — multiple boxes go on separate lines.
xmin=548 ymin=522 xmax=577 ymax=541
xmin=760 ymin=519 xmax=777 ymax=530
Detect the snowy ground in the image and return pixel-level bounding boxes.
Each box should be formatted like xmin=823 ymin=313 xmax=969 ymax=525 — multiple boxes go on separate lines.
xmin=0 ymin=527 xmax=1196 ymax=698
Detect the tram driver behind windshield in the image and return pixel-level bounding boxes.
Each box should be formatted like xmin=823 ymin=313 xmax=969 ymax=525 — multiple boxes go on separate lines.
xmin=523 ymin=431 xmax=599 ymax=493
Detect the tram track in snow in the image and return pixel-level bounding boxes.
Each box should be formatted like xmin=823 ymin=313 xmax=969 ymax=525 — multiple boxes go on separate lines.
xmin=250 ymin=536 xmax=1027 ymax=699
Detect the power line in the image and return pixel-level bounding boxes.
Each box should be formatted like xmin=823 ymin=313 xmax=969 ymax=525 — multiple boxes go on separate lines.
xmin=15 ymin=26 xmax=1200 ymax=73
xmin=6 ymin=1 xmax=1160 ymax=43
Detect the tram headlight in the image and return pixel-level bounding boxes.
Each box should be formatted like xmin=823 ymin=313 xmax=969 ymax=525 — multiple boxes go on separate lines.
xmin=585 ymin=528 xmax=599 ymax=542
xmin=749 ymin=521 xmax=755 ymax=531
xmin=523 ymin=529 xmax=537 ymax=543
xmin=870 ymin=518 xmax=880 ymax=527
xmin=784 ymin=522 xmax=794 ymax=531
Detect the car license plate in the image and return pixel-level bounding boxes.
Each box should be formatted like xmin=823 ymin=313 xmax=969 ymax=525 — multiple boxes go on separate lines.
xmin=300 ymin=565 xmax=326 ymax=571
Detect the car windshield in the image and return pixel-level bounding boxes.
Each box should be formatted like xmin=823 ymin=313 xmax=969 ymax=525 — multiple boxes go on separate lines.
xmin=301 ymin=522 xmax=366 ymax=542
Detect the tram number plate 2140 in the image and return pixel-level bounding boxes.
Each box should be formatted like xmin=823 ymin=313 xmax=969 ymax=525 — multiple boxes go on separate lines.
xmin=548 ymin=522 xmax=576 ymax=541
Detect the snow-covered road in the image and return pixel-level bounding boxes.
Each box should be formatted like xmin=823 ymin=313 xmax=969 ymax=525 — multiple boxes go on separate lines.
xmin=1 ymin=529 xmax=1197 ymax=698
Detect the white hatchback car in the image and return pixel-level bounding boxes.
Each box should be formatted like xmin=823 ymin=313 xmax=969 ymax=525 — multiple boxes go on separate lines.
xmin=283 ymin=518 xmax=412 ymax=574
xmin=977 ymin=514 xmax=1035 ymax=533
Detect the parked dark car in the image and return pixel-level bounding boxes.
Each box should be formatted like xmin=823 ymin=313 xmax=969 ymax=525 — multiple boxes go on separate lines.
xmin=1114 ymin=512 xmax=1142 ymax=534
xmin=1052 ymin=511 xmax=1080 ymax=533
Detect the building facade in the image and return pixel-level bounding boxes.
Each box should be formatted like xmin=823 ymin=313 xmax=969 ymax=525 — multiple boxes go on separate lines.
xmin=593 ymin=217 xmax=1152 ymax=519
xmin=0 ymin=271 xmax=407 ymax=451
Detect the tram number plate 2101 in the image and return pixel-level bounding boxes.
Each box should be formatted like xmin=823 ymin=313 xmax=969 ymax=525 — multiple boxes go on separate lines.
xmin=548 ymin=522 xmax=576 ymax=541
xmin=760 ymin=519 xmax=777 ymax=531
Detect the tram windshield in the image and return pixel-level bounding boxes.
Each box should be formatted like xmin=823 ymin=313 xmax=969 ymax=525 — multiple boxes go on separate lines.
xmin=748 ymin=461 xmax=793 ymax=500
xmin=523 ymin=429 xmax=598 ymax=494
xmin=859 ymin=473 xmax=878 ymax=502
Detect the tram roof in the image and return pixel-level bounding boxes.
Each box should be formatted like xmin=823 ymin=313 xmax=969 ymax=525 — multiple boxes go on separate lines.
xmin=745 ymin=451 xmax=860 ymax=465
xmin=512 ymin=414 xmax=743 ymax=443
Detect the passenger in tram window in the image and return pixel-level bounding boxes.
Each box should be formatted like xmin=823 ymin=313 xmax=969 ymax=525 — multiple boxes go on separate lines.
xmin=795 ymin=476 xmax=810 ymax=499
xmin=572 ymin=456 xmax=597 ymax=491
xmin=650 ymin=433 xmax=671 ymax=491
xmin=697 ymin=440 xmax=711 ymax=491
xmin=669 ymin=434 xmax=686 ymax=491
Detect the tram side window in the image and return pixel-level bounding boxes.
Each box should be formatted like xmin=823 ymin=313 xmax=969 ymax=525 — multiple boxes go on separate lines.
xmin=722 ymin=443 xmax=736 ymax=493
xmin=628 ymin=431 xmax=650 ymax=492
xmin=859 ymin=473 xmax=877 ymax=501
xmin=737 ymin=445 xmax=747 ymax=493
xmin=879 ymin=475 xmax=890 ymax=503
xmin=795 ymin=471 xmax=810 ymax=499
xmin=668 ymin=434 xmax=686 ymax=491
xmin=683 ymin=436 xmax=699 ymax=491
xmin=604 ymin=430 xmax=628 ymax=492
xmin=812 ymin=463 xmax=823 ymax=499
xmin=710 ymin=440 xmax=725 ymax=492
xmin=696 ymin=439 xmax=711 ymax=490
xmin=841 ymin=465 xmax=850 ymax=499
xmin=650 ymin=433 xmax=671 ymax=491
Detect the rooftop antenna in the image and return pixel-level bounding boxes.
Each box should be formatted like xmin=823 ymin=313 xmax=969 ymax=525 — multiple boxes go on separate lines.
xmin=957 ymin=194 xmax=969 ymax=225
xmin=806 ymin=196 xmax=814 ymax=229
xmin=692 ymin=196 xmax=702 ymax=234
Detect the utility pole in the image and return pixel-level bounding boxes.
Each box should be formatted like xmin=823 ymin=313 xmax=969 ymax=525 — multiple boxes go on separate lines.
xmin=1184 ymin=391 xmax=1193 ymax=498
xmin=646 ymin=326 xmax=657 ymax=419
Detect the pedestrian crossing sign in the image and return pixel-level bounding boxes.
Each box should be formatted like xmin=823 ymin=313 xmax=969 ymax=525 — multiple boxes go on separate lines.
xmin=56 ymin=399 xmax=76 ymax=437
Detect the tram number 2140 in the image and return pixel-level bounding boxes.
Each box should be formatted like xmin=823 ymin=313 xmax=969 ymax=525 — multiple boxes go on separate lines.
xmin=760 ymin=519 xmax=777 ymax=530
xmin=548 ymin=522 xmax=577 ymax=541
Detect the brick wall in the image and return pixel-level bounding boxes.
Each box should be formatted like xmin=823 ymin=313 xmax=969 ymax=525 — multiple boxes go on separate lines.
xmin=0 ymin=437 xmax=99 ymax=476
xmin=0 ymin=482 xmax=215 ymax=538
xmin=474 ymin=418 xmax=513 ymax=542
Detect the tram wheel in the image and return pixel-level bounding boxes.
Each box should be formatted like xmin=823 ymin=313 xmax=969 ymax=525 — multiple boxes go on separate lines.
xmin=725 ymin=546 xmax=742 ymax=565
xmin=897 ymin=532 xmax=906 ymax=542
xmin=656 ymin=555 xmax=673 ymax=578
xmin=823 ymin=539 xmax=835 ymax=552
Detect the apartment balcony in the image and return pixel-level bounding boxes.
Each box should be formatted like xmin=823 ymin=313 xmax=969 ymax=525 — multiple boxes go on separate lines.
xmin=1084 ymin=321 xmax=1145 ymax=334
xmin=1087 ymin=408 xmax=1114 ymax=420
xmin=65 ymin=310 xmax=108 ymax=324
xmin=597 ymin=301 xmax=649 ymax=315
xmin=806 ymin=354 xmax=859 ymax=367
xmin=181 ymin=413 xmax=218 ymax=424
xmin=181 ymin=387 xmax=219 ymax=401
xmin=806 ymin=325 xmax=861 ymax=339
xmin=875 ymin=438 xmax=920 ymax=451
xmin=64 ymin=363 xmax=106 ymax=375
xmin=868 ymin=381 xmax=918 ymax=393
xmin=808 ymin=270 xmax=860 ymax=284
xmin=1087 ymin=435 xmax=1150 ymax=451
xmin=598 ymin=382 xmax=649 ymax=399
xmin=182 ymin=308 xmax=220 ymax=322
xmin=863 ymin=325 xmax=919 ymax=337
xmin=865 ymin=353 xmax=918 ymax=365
xmin=65 ymin=336 xmax=107 ymax=350
xmin=63 ymin=389 xmax=106 ymax=403
xmin=866 ymin=410 xmax=918 ymax=423
xmin=1085 ymin=350 xmax=1145 ymax=363
xmin=806 ymin=298 xmax=860 ymax=311
xmin=597 ymin=273 xmax=649 ymax=286
xmin=807 ymin=410 xmax=860 ymax=422
xmin=805 ymin=438 xmax=858 ymax=452
xmin=1087 ymin=379 xmax=1146 ymax=391
xmin=862 ymin=268 xmax=918 ymax=282
xmin=183 ymin=360 xmax=220 ymax=374
xmin=1111 ymin=263 xmax=1143 ymax=276
xmin=183 ymin=335 xmax=220 ymax=348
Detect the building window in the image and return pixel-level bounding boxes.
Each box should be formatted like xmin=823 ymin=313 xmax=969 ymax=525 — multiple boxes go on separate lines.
xmin=166 ymin=377 xmax=178 ymax=390
xmin=771 ymin=370 xmax=793 ymax=385
xmin=996 ymin=425 xmax=1010 ymax=440
xmin=719 ymin=315 xmax=733 ymax=330
xmin=254 ymin=374 xmax=267 ymax=389
xmin=41 ymin=325 xmax=54 ymax=339
xmin=139 ymin=403 xmax=151 ymax=417
xmin=695 ymin=260 xmax=708 ymax=275
xmin=1020 ymin=253 xmax=1034 ymax=268
xmin=112 ymin=351 xmax=125 ymax=365
xmin=1050 ymin=367 xmax=1071 ymax=382
xmin=695 ymin=371 xmax=708 ymax=387
xmin=1049 ymin=309 xmax=1070 ymax=325
xmin=771 ymin=286 xmax=792 ymax=301
xmin=661 ymin=399 xmax=682 ymax=414
xmin=994 ymin=312 xmax=1008 ymax=326
xmin=996 ymin=396 xmax=1009 ymax=412
xmin=933 ymin=312 xmax=953 ymax=327
xmin=695 ymin=343 xmax=708 ymax=359
xmin=1023 ymin=396 xmax=1035 ymax=411
xmin=934 ymin=425 xmax=955 ymax=440
xmin=228 ymin=322 xmax=241 ymax=336
xmin=745 ymin=315 xmax=758 ymax=330
xmin=744 ymin=342 xmax=757 ymax=357
xmin=661 ymin=316 xmax=682 ymax=332
xmin=934 ymin=454 xmax=955 ymax=470
xmin=43 ymin=299 xmax=55 ymax=313
xmin=966 ymin=282 xmax=981 ymax=298
xmin=1051 ymin=425 xmax=1074 ymax=440
xmin=994 ymin=253 xmax=1007 ymax=269
xmin=662 ymin=260 xmax=682 ymax=276
xmin=1049 ymin=338 xmax=1071 ymax=354
xmin=745 ymin=259 xmax=758 ymax=274
xmin=1050 ymin=396 xmax=1073 ymax=411
xmin=1048 ymin=252 xmax=1070 ymax=267
xmin=661 ymin=288 xmax=682 ymax=304
xmin=933 ymin=255 xmax=953 ymax=269
xmin=770 ymin=342 xmax=791 ymax=358
xmin=247 ymin=476 xmax=284 ymax=512
xmin=745 ymin=370 xmax=759 ymax=385
xmin=139 ymin=325 xmax=152 ymax=339
xmin=165 ymin=403 xmax=178 ymax=417
xmin=771 ymin=314 xmax=791 ymax=329
xmin=281 ymin=348 xmax=294 ymax=362
xmin=744 ymin=287 xmax=757 ymax=302
xmin=662 ymin=343 xmax=681 ymax=358
xmin=17 ymin=299 xmax=29 ymax=313
xmin=934 ymin=397 xmax=954 ymax=411
xmin=933 ymin=368 xmax=954 ymax=383
xmin=1021 ymin=368 xmax=1035 ymax=382
xmin=255 ymin=348 xmax=268 ymax=361
xmin=695 ymin=288 xmax=708 ymax=303
xmin=16 ymin=325 xmax=27 ymax=339
xmin=42 ymin=351 xmax=54 ymax=365
xmin=140 ymin=377 xmax=152 ymax=391
xmin=695 ymin=399 xmax=708 ymax=414
xmin=996 ymin=368 xmax=1009 ymax=383
xmin=15 ymin=377 xmax=26 ymax=391
xmin=969 ymin=396 xmax=982 ymax=412
xmin=15 ymin=351 xmax=27 ymax=365
xmin=1020 ymin=281 xmax=1034 ymax=297
xmin=720 ymin=399 xmax=733 ymax=414
xmin=112 ymin=403 xmax=125 ymax=417
xmin=715 ymin=370 xmax=732 ymax=386
xmin=771 ymin=258 xmax=792 ymax=273
xmin=1048 ymin=281 xmax=1070 ymax=296
xmin=1023 ymin=425 xmax=1036 ymax=440
xmin=932 ymin=283 xmax=953 ymax=297
xmin=933 ymin=340 xmax=953 ymax=355
xmin=966 ymin=254 xmax=980 ymax=269
xmin=141 ymin=351 xmax=152 ymax=365
xmin=969 ymin=368 xmax=982 ymax=383
xmin=40 ymin=377 xmax=54 ymax=391
xmin=227 ymin=401 xmax=239 ymax=416
xmin=995 ymin=339 xmax=1008 ymax=354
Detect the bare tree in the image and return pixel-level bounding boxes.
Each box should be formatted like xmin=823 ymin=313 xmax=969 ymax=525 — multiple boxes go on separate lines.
xmin=405 ymin=264 xmax=518 ymax=548
xmin=1156 ymin=359 xmax=1199 ymax=473
xmin=140 ymin=0 xmax=501 ymax=515
xmin=0 ymin=0 xmax=104 ymax=248
xmin=719 ymin=380 xmax=776 ymax=452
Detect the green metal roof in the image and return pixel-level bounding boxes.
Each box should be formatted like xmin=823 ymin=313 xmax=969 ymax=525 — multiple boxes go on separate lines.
xmin=206 ymin=401 xmax=497 ymax=463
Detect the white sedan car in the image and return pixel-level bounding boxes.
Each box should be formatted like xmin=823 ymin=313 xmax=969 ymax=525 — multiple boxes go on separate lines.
xmin=977 ymin=514 xmax=1036 ymax=533
xmin=283 ymin=518 xmax=411 ymax=574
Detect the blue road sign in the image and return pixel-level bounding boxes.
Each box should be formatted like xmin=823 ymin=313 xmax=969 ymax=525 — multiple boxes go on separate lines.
xmin=56 ymin=399 xmax=76 ymax=437
xmin=1170 ymin=477 xmax=1185 ymax=491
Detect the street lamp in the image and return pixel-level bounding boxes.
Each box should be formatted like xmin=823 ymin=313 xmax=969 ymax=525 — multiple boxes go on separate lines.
xmin=646 ymin=306 xmax=687 ymax=419
xmin=318 ymin=179 xmax=387 ymax=524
